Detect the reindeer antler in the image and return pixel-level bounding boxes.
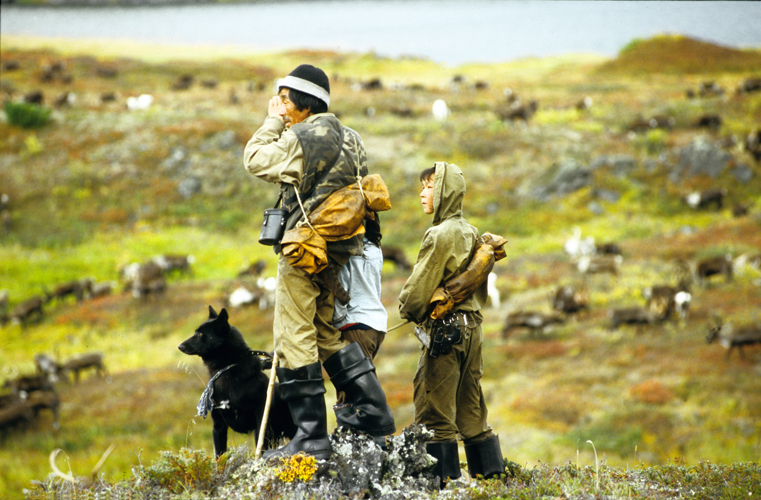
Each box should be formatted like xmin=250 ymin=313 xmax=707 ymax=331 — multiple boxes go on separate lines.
xmin=49 ymin=444 xmax=115 ymax=484
xmin=90 ymin=444 xmax=115 ymax=480
xmin=49 ymin=449 xmax=77 ymax=484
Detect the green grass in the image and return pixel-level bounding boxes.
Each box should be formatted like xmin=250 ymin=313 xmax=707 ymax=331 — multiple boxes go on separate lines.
xmin=2 ymin=34 xmax=761 ymax=499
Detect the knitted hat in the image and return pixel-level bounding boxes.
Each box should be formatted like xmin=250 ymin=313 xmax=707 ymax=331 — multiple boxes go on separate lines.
xmin=277 ymin=64 xmax=330 ymax=107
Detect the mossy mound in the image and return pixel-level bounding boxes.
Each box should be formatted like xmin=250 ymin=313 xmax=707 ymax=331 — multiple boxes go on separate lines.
xmin=597 ymin=34 xmax=761 ymax=74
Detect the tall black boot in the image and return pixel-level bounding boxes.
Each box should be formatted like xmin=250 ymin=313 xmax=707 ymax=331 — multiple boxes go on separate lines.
xmin=464 ymin=435 xmax=504 ymax=479
xmin=323 ymin=342 xmax=396 ymax=437
xmin=262 ymin=361 xmax=331 ymax=460
xmin=426 ymin=440 xmax=462 ymax=489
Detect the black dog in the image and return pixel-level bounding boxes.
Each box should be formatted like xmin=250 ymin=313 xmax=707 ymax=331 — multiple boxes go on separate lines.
xmin=178 ymin=305 xmax=295 ymax=457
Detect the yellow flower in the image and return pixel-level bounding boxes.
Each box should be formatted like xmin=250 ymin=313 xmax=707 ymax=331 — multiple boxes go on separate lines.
xmin=276 ymin=453 xmax=317 ymax=483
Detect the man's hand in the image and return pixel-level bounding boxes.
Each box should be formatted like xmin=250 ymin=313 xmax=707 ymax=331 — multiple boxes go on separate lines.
xmin=267 ymin=96 xmax=286 ymax=121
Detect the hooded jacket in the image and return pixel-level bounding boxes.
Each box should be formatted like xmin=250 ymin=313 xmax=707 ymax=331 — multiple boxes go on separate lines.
xmin=398 ymin=162 xmax=487 ymax=325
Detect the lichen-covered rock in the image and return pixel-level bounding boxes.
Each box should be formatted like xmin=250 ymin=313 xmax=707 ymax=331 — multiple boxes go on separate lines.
xmin=217 ymin=424 xmax=441 ymax=500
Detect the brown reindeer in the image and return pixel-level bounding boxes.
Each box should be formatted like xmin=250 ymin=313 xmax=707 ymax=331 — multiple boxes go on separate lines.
xmin=576 ymin=255 xmax=623 ymax=275
xmin=46 ymin=278 xmax=93 ymax=304
xmin=3 ymin=373 xmax=54 ymax=395
xmin=0 ymin=390 xmax=60 ymax=432
xmin=684 ymin=188 xmax=726 ymax=210
xmin=695 ymin=255 xmax=733 ymax=285
xmin=61 ymin=353 xmax=106 ymax=383
xmin=707 ymin=321 xmax=761 ymax=359
xmin=552 ymin=285 xmax=589 ymax=315
xmin=238 ymin=259 xmax=267 ymax=278
xmin=10 ymin=296 xmax=46 ymax=327
xmin=609 ymin=307 xmax=654 ymax=331
xmin=152 ymin=254 xmax=195 ymax=276
xmin=643 ymin=281 xmax=691 ymax=321
xmin=502 ymin=311 xmax=565 ymax=339
xmin=121 ymin=261 xmax=166 ymax=298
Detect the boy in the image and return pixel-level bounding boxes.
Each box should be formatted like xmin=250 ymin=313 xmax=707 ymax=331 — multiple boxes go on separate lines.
xmin=398 ymin=162 xmax=504 ymax=487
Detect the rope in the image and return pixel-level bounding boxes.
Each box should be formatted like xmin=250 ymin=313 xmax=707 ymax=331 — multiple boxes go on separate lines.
xmin=387 ymin=320 xmax=412 ymax=333
xmin=294 ymin=188 xmax=317 ymax=233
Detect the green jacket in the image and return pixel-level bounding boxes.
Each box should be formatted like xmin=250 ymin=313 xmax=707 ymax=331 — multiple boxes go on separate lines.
xmin=399 ymin=162 xmax=487 ymax=325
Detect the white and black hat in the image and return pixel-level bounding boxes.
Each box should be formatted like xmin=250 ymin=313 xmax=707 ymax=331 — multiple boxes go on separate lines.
xmin=277 ymin=64 xmax=330 ymax=107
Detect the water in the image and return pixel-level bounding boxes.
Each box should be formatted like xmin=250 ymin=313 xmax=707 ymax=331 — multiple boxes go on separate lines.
xmin=2 ymin=1 xmax=760 ymax=66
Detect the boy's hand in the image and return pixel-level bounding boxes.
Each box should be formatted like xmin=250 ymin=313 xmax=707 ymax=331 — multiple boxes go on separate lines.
xmin=267 ymin=96 xmax=286 ymax=121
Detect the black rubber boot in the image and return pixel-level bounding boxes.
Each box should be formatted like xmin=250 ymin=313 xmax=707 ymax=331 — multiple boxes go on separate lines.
xmin=426 ymin=440 xmax=462 ymax=489
xmin=464 ymin=435 xmax=504 ymax=479
xmin=262 ymin=361 xmax=332 ymax=460
xmin=323 ymin=342 xmax=396 ymax=437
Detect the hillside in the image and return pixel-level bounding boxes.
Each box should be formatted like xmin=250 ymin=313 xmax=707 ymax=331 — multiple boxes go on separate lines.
xmin=1 ymin=34 xmax=761 ymax=498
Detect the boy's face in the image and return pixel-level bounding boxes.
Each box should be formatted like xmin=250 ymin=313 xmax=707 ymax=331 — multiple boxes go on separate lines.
xmin=420 ymin=175 xmax=435 ymax=215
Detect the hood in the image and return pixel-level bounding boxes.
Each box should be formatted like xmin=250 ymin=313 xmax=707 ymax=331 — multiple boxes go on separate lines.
xmin=432 ymin=161 xmax=465 ymax=225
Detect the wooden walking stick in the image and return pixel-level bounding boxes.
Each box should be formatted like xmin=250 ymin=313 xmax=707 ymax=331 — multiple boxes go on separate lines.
xmin=255 ymin=350 xmax=279 ymax=459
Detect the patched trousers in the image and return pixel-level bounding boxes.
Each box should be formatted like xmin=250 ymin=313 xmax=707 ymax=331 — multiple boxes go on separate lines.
xmin=413 ymin=315 xmax=495 ymax=443
xmin=274 ymin=255 xmax=349 ymax=369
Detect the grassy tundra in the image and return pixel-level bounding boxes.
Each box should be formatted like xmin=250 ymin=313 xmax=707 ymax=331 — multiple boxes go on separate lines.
xmin=1 ymin=34 xmax=761 ymax=498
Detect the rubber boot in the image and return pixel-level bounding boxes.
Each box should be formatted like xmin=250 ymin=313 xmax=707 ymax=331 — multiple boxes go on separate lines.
xmin=323 ymin=342 xmax=396 ymax=437
xmin=426 ymin=441 xmax=462 ymax=489
xmin=464 ymin=435 xmax=504 ymax=479
xmin=262 ymin=361 xmax=332 ymax=460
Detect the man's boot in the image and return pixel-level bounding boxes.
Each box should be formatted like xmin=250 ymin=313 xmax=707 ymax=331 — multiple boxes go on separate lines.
xmin=426 ymin=440 xmax=462 ymax=489
xmin=323 ymin=342 xmax=396 ymax=437
xmin=464 ymin=435 xmax=504 ymax=479
xmin=262 ymin=361 xmax=332 ymax=460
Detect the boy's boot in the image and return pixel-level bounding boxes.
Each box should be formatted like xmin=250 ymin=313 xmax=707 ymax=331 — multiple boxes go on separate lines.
xmin=425 ymin=440 xmax=462 ymax=489
xmin=464 ymin=435 xmax=504 ymax=479
xmin=262 ymin=361 xmax=332 ymax=460
xmin=323 ymin=342 xmax=396 ymax=437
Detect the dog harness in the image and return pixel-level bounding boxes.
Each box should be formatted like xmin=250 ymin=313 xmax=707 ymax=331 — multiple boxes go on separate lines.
xmin=197 ymin=364 xmax=236 ymax=419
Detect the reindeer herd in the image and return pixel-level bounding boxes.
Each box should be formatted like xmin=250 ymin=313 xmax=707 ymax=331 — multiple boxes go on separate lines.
xmin=1 ymin=352 xmax=105 ymax=434
xmin=499 ymin=227 xmax=761 ymax=361
xmin=0 ymin=253 xmax=196 ymax=328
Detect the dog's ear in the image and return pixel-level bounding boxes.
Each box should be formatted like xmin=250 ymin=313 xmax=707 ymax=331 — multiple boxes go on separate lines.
xmin=208 ymin=305 xmax=218 ymax=319
xmin=219 ymin=308 xmax=229 ymax=323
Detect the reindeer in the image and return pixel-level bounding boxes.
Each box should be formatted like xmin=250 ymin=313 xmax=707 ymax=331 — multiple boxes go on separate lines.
xmin=10 ymin=295 xmax=46 ymax=327
xmin=643 ymin=281 xmax=691 ymax=321
xmin=707 ymin=321 xmax=761 ymax=359
xmin=577 ymin=255 xmax=623 ymax=275
xmin=152 ymin=254 xmax=195 ymax=276
xmin=60 ymin=353 xmax=106 ymax=383
xmin=496 ymin=99 xmax=539 ymax=121
xmin=502 ymin=311 xmax=565 ymax=339
xmin=45 ymin=278 xmax=93 ymax=305
xmin=121 ymin=260 xmax=166 ymax=298
xmin=3 ymin=373 xmax=54 ymax=395
xmin=35 ymin=353 xmax=63 ymax=383
xmin=684 ymin=188 xmax=726 ymax=210
xmin=89 ymin=281 xmax=114 ymax=298
xmin=694 ymin=255 xmax=733 ymax=286
xmin=237 ymin=259 xmax=267 ymax=278
xmin=609 ymin=307 xmax=654 ymax=331
xmin=0 ymin=390 xmax=60 ymax=432
xmin=552 ymin=285 xmax=589 ymax=315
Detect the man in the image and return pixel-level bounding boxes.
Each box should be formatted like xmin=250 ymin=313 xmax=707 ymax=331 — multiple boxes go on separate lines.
xmin=243 ymin=64 xmax=395 ymax=459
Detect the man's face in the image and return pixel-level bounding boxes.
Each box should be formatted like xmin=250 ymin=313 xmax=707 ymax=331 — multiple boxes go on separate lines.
xmin=279 ymin=88 xmax=311 ymax=127
xmin=420 ymin=176 xmax=435 ymax=215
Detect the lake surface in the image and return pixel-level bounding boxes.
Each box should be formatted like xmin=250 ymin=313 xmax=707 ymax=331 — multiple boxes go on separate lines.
xmin=2 ymin=1 xmax=761 ymax=65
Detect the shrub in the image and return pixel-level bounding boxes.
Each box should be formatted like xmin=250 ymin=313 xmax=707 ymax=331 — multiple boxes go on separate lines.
xmin=137 ymin=448 xmax=219 ymax=494
xmin=4 ymin=101 xmax=51 ymax=129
